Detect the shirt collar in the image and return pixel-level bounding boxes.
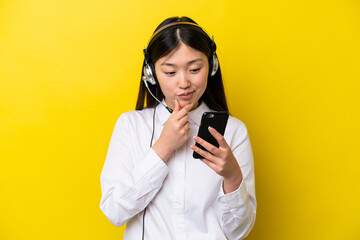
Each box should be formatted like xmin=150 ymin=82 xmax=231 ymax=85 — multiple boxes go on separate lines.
xmin=156 ymin=100 xmax=211 ymax=126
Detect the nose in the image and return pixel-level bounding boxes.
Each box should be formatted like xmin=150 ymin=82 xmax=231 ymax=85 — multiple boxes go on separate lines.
xmin=178 ymin=72 xmax=190 ymax=89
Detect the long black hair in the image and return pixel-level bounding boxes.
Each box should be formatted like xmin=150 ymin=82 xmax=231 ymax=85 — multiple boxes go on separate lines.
xmin=135 ymin=16 xmax=228 ymax=112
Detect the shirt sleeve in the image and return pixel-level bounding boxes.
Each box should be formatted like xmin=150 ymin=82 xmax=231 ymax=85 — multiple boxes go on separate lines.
xmin=99 ymin=113 xmax=169 ymax=226
xmin=217 ymin=119 xmax=257 ymax=239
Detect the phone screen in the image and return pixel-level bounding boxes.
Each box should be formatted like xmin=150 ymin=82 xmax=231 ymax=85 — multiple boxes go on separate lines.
xmin=193 ymin=112 xmax=229 ymax=159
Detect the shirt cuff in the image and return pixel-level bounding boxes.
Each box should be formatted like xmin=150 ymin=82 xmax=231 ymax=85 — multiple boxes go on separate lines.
xmin=217 ymin=179 xmax=249 ymax=212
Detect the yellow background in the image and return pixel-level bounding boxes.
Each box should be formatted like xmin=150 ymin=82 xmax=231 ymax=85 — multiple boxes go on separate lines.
xmin=1 ymin=0 xmax=359 ymax=239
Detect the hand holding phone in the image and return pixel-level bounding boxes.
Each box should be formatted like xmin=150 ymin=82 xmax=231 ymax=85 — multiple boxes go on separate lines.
xmin=193 ymin=112 xmax=229 ymax=159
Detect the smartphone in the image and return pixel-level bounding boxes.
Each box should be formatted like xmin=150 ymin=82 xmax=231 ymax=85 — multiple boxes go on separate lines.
xmin=193 ymin=111 xmax=229 ymax=159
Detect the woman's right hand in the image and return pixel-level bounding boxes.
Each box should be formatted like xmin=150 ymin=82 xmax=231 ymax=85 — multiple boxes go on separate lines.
xmin=152 ymin=100 xmax=193 ymax=163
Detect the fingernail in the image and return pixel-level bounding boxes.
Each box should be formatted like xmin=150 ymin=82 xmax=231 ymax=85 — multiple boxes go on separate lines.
xmin=208 ymin=126 xmax=213 ymax=130
xmin=193 ymin=136 xmax=197 ymax=141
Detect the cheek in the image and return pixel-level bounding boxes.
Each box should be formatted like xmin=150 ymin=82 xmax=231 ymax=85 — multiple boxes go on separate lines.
xmin=158 ymin=79 xmax=174 ymax=95
xmin=195 ymin=72 xmax=208 ymax=90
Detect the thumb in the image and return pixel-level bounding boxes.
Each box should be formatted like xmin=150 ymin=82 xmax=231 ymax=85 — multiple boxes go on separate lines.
xmin=174 ymin=99 xmax=180 ymax=112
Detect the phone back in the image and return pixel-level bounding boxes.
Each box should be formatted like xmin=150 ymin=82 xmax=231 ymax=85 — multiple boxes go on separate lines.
xmin=193 ymin=112 xmax=229 ymax=159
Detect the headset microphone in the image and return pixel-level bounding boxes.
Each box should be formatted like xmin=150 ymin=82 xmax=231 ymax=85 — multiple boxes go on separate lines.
xmin=142 ymin=77 xmax=173 ymax=113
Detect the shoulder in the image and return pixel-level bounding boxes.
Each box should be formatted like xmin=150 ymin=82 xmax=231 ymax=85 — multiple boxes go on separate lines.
xmin=205 ymin=104 xmax=249 ymax=137
xmin=227 ymin=115 xmax=247 ymax=130
xmin=115 ymin=108 xmax=155 ymax=128
xmin=118 ymin=108 xmax=154 ymax=120
xmin=225 ymin=115 xmax=250 ymax=141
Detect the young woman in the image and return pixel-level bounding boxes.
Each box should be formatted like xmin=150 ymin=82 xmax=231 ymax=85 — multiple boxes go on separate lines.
xmin=100 ymin=16 xmax=256 ymax=240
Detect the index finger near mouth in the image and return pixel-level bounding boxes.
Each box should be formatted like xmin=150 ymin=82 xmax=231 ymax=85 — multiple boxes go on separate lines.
xmin=172 ymin=103 xmax=193 ymax=119
xmin=184 ymin=103 xmax=194 ymax=112
xmin=178 ymin=103 xmax=193 ymax=115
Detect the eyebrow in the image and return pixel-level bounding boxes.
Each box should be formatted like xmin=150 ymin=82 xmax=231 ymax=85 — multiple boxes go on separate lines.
xmin=160 ymin=58 xmax=203 ymax=67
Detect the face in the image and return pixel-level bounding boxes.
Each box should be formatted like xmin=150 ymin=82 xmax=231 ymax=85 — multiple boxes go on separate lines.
xmin=154 ymin=42 xmax=209 ymax=111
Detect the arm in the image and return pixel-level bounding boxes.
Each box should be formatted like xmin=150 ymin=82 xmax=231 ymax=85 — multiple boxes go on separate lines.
xmin=191 ymin=120 xmax=256 ymax=239
xmin=99 ymin=113 xmax=168 ymax=226
xmin=100 ymin=101 xmax=193 ymax=226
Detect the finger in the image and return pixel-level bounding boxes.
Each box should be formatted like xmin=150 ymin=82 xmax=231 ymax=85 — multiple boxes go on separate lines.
xmin=184 ymin=103 xmax=193 ymax=112
xmin=208 ymin=126 xmax=228 ymax=148
xmin=178 ymin=114 xmax=190 ymax=126
xmin=178 ymin=103 xmax=193 ymax=114
xmin=191 ymin=144 xmax=217 ymax=162
xmin=193 ymin=135 xmax=220 ymax=156
xmin=174 ymin=100 xmax=180 ymax=112
xmin=173 ymin=103 xmax=193 ymax=119
xmin=170 ymin=100 xmax=181 ymax=120
xmin=179 ymin=121 xmax=191 ymax=134
xmin=185 ymin=122 xmax=191 ymax=137
xmin=186 ymin=124 xmax=191 ymax=134
xmin=185 ymin=121 xmax=190 ymax=130
xmin=199 ymin=158 xmax=220 ymax=173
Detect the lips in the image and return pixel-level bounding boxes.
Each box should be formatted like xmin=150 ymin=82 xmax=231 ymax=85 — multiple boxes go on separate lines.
xmin=178 ymin=91 xmax=194 ymax=100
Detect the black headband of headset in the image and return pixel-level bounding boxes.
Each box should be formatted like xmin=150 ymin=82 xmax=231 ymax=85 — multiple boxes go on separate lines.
xmin=144 ymin=21 xmax=216 ymax=62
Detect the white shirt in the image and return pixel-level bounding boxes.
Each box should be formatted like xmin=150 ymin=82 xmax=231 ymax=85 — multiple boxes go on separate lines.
xmin=100 ymin=102 xmax=256 ymax=240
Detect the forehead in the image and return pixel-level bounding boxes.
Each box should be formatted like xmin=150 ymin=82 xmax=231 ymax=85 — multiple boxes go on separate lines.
xmin=157 ymin=42 xmax=207 ymax=65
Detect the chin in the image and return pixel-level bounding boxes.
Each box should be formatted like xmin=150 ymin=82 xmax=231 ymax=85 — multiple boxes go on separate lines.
xmin=180 ymin=99 xmax=199 ymax=109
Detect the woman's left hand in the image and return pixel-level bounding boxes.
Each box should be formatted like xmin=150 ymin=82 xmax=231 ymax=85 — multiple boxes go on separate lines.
xmin=191 ymin=127 xmax=243 ymax=194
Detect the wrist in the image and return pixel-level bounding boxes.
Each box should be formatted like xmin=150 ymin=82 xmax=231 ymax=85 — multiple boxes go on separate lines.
xmin=152 ymin=139 xmax=174 ymax=163
xmin=223 ymin=172 xmax=243 ymax=194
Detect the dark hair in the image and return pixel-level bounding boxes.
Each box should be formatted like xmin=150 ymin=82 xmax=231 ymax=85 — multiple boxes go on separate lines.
xmin=135 ymin=16 xmax=228 ymax=112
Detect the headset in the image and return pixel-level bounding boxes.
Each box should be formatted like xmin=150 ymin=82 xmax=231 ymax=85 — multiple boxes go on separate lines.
xmin=141 ymin=21 xmax=218 ymax=240
xmin=142 ymin=21 xmax=219 ymax=114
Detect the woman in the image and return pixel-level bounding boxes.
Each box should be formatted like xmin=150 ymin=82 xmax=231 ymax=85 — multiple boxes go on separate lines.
xmin=100 ymin=16 xmax=256 ymax=239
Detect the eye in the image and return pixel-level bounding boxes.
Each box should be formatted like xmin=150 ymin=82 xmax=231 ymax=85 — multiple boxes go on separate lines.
xmin=190 ymin=68 xmax=201 ymax=73
xmin=165 ymin=71 xmax=175 ymax=76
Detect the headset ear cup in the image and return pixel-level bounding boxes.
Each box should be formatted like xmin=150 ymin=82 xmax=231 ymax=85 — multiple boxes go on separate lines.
xmin=148 ymin=60 xmax=157 ymax=84
xmin=143 ymin=61 xmax=157 ymax=85
xmin=210 ymin=53 xmax=219 ymax=77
